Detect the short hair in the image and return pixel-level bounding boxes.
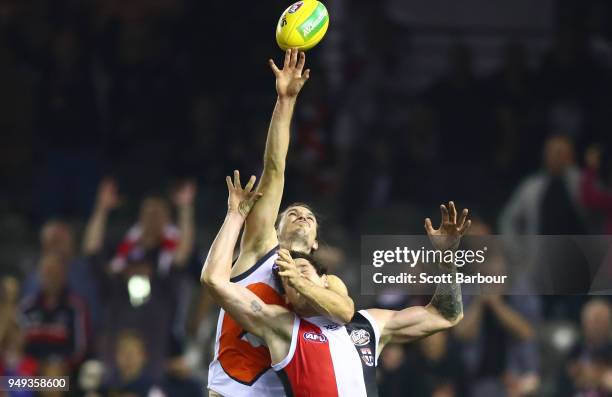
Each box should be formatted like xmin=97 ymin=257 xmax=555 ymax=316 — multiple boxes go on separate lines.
xmin=290 ymin=251 xmax=327 ymax=276
xmin=273 ymin=250 xmax=327 ymax=294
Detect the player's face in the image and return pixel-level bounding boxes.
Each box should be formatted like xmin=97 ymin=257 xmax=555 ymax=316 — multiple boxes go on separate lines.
xmin=282 ymin=258 xmax=325 ymax=314
xmin=277 ymin=206 xmax=318 ymax=250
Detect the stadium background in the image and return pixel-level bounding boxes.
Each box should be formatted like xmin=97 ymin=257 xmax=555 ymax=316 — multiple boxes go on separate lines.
xmin=1 ymin=0 xmax=612 ymax=395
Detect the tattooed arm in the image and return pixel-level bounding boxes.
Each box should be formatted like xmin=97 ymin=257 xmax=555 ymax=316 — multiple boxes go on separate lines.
xmin=201 ymin=171 xmax=293 ymax=341
xmin=367 ymin=202 xmax=469 ymax=349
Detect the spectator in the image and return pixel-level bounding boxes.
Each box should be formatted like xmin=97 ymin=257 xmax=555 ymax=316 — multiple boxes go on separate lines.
xmin=105 ymin=330 xmax=157 ymax=397
xmin=21 ymin=219 xmax=100 ymax=328
xmin=454 ymin=254 xmax=541 ymax=397
xmin=581 ymin=145 xmax=612 ymax=234
xmin=499 ymin=134 xmax=585 ymax=236
xmin=380 ymin=332 xmax=467 ymax=397
xmin=82 ymin=179 xmax=197 ymax=381
xmin=0 ymin=322 xmax=38 ymax=397
xmin=19 ymin=253 xmax=91 ymax=370
xmin=98 ymin=181 xmax=196 ymax=275
xmin=561 ymin=299 xmax=612 ymax=396
xmin=499 ymin=135 xmax=590 ymax=309
xmin=0 ymin=276 xmax=38 ymax=397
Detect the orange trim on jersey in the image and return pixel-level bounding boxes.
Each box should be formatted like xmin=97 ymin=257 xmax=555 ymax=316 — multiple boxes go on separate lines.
xmin=218 ymin=282 xmax=289 ymax=385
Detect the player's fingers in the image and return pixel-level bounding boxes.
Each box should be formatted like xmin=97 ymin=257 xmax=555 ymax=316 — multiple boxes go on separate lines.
xmin=457 ymin=208 xmax=469 ymax=229
xmin=275 ymin=260 xmax=288 ymax=270
xmin=449 ymin=201 xmax=457 ymax=224
xmin=440 ymin=204 xmax=449 ymax=225
xmin=424 ymin=218 xmax=435 ymax=234
xmin=275 ymin=256 xmax=291 ymax=265
xmin=269 ymin=59 xmax=280 ymax=75
xmin=278 ymin=250 xmax=293 ymax=262
xmin=291 ymin=48 xmax=298 ymax=68
xmin=244 ymin=175 xmax=257 ymax=192
xmin=459 ymin=219 xmax=472 ymax=235
xmin=284 ymin=48 xmax=291 ymax=68
xmin=233 ymin=170 xmax=242 ymax=190
xmin=303 ymin=69 xmax=310 ymax=81
xmin=226 ymin=176 xmax=233 ymax=191
xmin=296 ymin=51 xmax=306 ymax=72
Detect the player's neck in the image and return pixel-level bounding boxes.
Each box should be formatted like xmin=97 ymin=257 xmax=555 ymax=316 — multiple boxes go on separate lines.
xmin=280 ymin=239 xmax=311 ymax=254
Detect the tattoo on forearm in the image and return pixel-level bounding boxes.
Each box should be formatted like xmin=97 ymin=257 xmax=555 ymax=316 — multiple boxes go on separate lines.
xmin=430 ymin=263 xmax=463 ymax=321
xmin=251 ymin=300 xmax=263 ymax=313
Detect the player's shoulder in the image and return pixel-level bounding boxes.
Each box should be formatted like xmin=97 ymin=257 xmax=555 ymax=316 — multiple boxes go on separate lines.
xmin=325 ymin=274 xmax=349 ymax=294
xmin=231 ymin=240 xmax=279 ymax=277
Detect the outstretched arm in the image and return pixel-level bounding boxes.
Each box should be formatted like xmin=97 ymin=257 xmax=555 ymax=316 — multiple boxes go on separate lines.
xmin=83 ymin=178 xmax=120 ymax=256
xmin=238 ymin=49 xmax=311 ymax=258
xmin=173 ymin=181 xmax=196 ymax=267
xmin=200 ymin=171 xmax=289 ymax=339
xmin=369 ymin=202 xmax=470 ymax=347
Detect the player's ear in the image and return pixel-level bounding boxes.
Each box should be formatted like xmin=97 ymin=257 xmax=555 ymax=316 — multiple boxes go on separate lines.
xmin=312 ymin=240 xmax=319 ymax=251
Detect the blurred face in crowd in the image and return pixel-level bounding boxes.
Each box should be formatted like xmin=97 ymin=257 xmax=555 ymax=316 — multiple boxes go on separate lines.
xmin=582 ymin=299 xmax=611 ymax=346
xmin=40 ymin=221 xmax=74 ymax=261
xmin=544 ymin=136 xmax=575 ymax=176
xmin=38 ymin=254 xmax=67 ymax=297
xmin=1 ymin=276 xmax=19 ymax=305
xmin=139 ymin=197 xmax=170 ymax=247
xmin=281 ymin=258 xmax=326 ymax=316
xmin=277 ymin=205 xmax=318 ymax=253
xmin=38 ymin=360 xmax=68 ymax=397
xmin=1 ymin=322 xmax=24 ymax=358
xmin=115 ymin=333 xmax=147 ymax=382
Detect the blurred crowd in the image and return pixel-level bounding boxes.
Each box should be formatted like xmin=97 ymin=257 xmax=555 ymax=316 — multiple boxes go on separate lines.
xmin=2 ymin=0 xmax=612 ymax=396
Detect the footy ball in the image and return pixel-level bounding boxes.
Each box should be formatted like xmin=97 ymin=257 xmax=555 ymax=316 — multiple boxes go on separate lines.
xmin=276 ymin=0 xmax=329 ymax=51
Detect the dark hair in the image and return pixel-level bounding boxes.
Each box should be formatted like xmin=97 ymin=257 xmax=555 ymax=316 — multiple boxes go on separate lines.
xmin=290 ymin=251 xmax=327 ymax=276
xmin=273 ymin=250 xmax=327 ymax=295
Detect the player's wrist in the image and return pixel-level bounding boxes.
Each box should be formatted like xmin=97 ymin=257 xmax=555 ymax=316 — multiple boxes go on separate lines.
xmin=226 ymin=209 xmax=247 ymax=222
xmin=277 ymin=95 xmax=297 ymax=106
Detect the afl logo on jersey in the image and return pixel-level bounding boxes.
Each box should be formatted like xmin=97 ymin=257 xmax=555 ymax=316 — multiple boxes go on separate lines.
xmin=304 ymin=332 xmax=328 ymax=343
xmin=350 ymin=329 xmax=371 ymax=346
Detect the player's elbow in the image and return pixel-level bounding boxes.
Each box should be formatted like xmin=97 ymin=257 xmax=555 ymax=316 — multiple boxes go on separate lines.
xmin=200 ymin=266 xmax=223 ymax=290
xmin=446 ymin=311 xmax=464 ymax=328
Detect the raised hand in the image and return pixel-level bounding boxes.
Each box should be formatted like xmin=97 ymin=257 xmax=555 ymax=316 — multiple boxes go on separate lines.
xmin=226 ymin=170 xmax=263 ymax=219
xmin=95 ymin=177 xmax=120 ymax=211
xmin=425 ymin=201 xmax=471 ymax=251
xmin=275 ymin=249 xmax=303 ymax=289
xmin=269 ymin=48 xmax=310 ymax=99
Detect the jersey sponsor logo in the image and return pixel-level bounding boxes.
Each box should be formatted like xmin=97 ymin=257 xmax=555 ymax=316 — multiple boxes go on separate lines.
xmin=303 ymin=331 xmax=328 ymax=343
xmin=350 ymin=329 xmax=371 ymax=346
xmin=360 ymin=347 xmax=374 ymax=367
xmin=323 ymin=323 xmax=340 ymax=331
xmin=288 ymin=1 xmax=303 ymax=13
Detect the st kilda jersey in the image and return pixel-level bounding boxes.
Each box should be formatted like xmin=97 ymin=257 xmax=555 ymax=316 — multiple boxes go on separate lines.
xmin=272 ymin=310 xmax=381 ymax=397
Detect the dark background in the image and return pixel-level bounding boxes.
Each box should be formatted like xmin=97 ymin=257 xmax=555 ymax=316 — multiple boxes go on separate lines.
xmin=1 ymin=0 xmax=612 ymax=396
